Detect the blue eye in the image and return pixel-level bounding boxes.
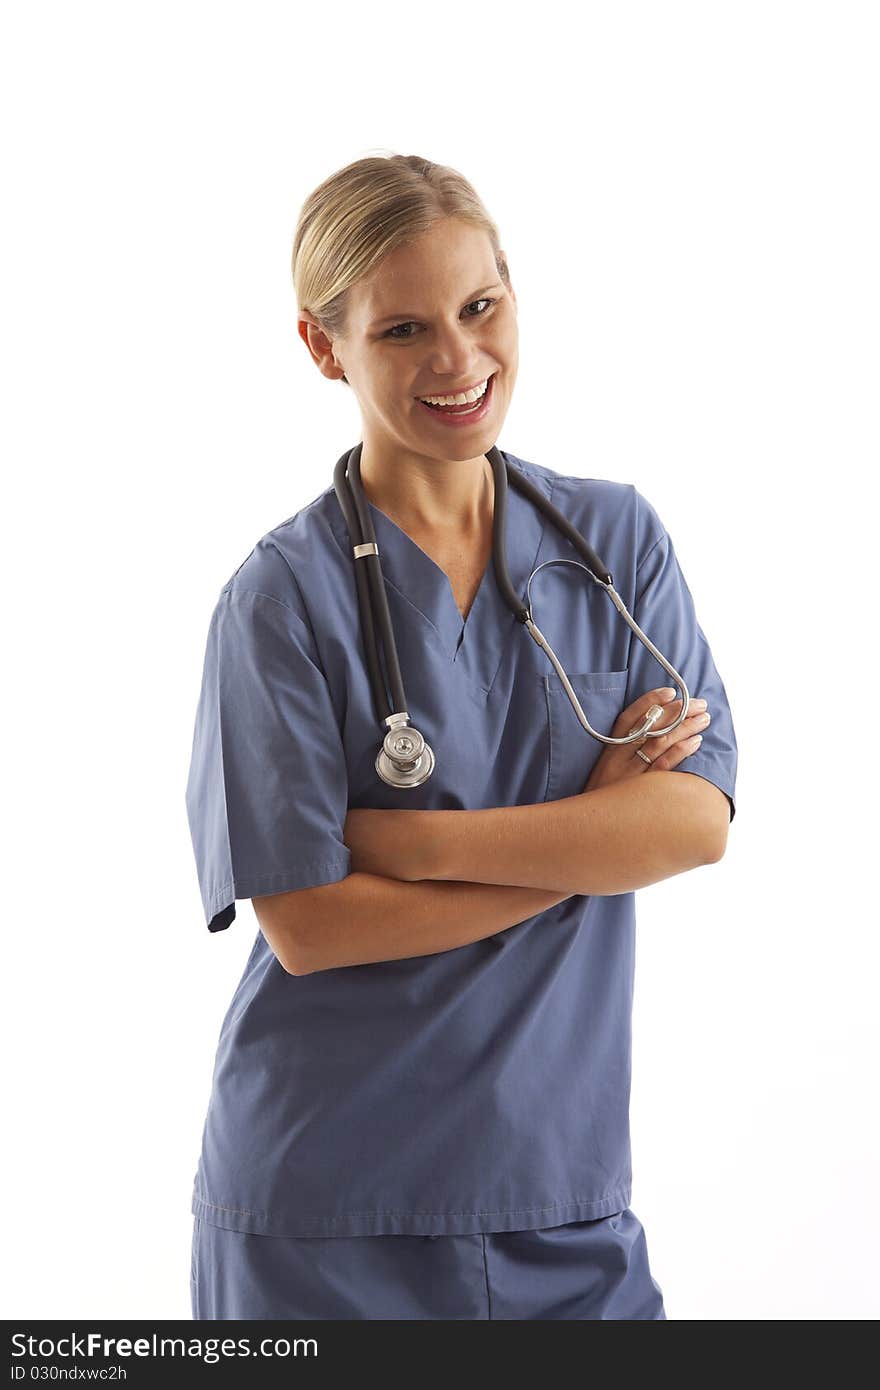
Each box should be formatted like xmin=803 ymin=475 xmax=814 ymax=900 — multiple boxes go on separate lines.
xmin=386 ymin=297 xmax=496 ymax=340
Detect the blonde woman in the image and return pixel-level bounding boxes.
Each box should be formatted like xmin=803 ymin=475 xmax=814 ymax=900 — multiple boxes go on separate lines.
xmin=185 ymin=153 xmax=737 ymax=1320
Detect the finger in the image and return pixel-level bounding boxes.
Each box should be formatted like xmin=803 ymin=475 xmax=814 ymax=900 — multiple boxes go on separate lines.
xmin=626 ymin=690 xmax=709 ymax=738
xmin=618 ymin=700 xmax=686 ymax=745
xmin=623 ymin=701 xmax=709 ymax=767
xmin=643 ymin=731 xmax=704 ymax=772
xmin=645 ymin=706 xmax=710 ymax=752
xmin=613 ymin=686 xmax=678 ymax=737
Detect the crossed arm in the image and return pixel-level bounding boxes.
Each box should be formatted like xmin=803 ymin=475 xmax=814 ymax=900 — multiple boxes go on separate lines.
xmin=260 ymin=772 xmax=728 ymax=975
xmin=343 ymin=771 xmax=730 ymax=899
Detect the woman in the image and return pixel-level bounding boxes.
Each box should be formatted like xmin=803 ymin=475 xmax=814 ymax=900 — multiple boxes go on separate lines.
xmin=185 ymin=154 xmax=738 ymax=1320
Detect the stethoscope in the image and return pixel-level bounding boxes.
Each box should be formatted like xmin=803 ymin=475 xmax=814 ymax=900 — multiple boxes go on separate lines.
xmin=333 ymin=442 xmax=691 ymax=790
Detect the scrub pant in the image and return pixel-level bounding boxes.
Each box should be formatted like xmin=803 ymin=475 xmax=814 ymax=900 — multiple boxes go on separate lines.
xmin=190 ymin=1208 xmax=666 ymax=1320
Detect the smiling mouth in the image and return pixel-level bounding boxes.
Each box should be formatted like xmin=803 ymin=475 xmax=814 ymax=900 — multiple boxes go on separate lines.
xmin=416 ymin=373 xmax=495 ymax=413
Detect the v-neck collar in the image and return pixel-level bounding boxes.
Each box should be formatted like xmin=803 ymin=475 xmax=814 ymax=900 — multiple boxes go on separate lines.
xmin=326 ymin=451 xmax=553 ymax=696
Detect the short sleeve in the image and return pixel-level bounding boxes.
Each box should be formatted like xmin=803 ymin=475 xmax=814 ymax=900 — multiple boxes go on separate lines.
xmin=625 ymin=498 xmax=738 ymax=823
xmin=185 ymin=586 xmax=352 ymax=932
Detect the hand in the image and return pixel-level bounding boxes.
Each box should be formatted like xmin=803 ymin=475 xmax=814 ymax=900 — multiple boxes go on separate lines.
xmin=583 ymin=687 xmax=710 ymax=794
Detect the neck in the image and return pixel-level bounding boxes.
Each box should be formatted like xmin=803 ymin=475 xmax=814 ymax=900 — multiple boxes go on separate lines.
xmin=357 ymin=441 xmax=495 ymax=537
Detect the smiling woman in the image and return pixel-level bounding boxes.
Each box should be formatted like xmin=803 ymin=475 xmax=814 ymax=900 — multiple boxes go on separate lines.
xmin=184 ymin=151 xmax=737 ymax=1321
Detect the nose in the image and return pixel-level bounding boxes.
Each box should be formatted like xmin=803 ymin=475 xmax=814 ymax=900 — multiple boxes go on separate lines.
xmin=425 ymin=321 xmax=486 ymax=381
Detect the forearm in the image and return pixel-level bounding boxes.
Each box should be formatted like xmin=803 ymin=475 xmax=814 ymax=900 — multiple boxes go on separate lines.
xmin=423 ymin=773 xmax=717 ymax=895
xmin=342 ymin=771 xmax=720 ymax=898
xmin=292 ymin=873 xmax=572 ymax=976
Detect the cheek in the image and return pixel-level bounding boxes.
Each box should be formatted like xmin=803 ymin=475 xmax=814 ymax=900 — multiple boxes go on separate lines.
xmin=369 ymin=373 xmax=408 ymax=413
xmin=491 ymin=315 xmax=518 ymax=368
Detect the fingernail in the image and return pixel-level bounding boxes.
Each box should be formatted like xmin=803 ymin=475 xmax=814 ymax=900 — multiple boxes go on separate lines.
xmin=661 ymin=688 xmax=676 ymax=699
xmin=691 ymin=734 xmax=703 ymax=746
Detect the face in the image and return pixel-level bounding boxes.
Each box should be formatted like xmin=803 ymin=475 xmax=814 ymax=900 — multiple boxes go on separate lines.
xmin=299 ymin=217 xmax=518 ymax=470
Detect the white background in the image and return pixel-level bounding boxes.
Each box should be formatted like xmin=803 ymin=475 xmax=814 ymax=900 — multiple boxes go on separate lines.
xmin=2 ymin=0 xmax=877 ymax=1321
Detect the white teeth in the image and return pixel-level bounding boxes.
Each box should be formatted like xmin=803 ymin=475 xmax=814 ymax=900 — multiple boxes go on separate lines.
xmin=419 ymin=377 xmax=489 ymax=406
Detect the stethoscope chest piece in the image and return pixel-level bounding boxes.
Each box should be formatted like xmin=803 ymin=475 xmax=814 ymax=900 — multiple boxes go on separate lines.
xmin=376 ymin=722 xmax=436 ymax=789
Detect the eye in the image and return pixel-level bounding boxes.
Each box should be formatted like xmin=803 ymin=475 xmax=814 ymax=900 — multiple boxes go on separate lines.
xmin=385 ymin=297 xmax=496 ymax=340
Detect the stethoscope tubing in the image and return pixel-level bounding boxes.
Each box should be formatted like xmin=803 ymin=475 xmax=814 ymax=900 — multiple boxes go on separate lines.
xmin=333 ymin=443 xmax=691 ymax=781
xmin=333 ymin=444 xmax=408 ymax=719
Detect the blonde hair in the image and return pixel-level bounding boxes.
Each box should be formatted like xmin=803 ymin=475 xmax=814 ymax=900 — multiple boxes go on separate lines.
xmin=291 ymin=152 xmax=510 ymax=385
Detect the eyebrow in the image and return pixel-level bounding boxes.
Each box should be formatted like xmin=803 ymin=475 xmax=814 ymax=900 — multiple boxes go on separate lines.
xmin=369 ymin=283 xmax=504 ymax=328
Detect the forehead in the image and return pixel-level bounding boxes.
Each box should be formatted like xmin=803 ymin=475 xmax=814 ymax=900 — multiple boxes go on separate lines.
xmin=352 ymin=220 xmax=497 ymax=322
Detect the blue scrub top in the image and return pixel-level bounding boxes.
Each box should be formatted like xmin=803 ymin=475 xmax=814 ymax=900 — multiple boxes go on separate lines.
xmin=185 ymin=448 xmax=738 ymax=1237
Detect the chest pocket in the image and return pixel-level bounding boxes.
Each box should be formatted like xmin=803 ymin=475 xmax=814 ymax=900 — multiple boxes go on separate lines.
xmin=546 ymin=669 xmax=628 ymax=801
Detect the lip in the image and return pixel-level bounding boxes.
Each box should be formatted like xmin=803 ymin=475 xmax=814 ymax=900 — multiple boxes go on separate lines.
xmin=415 ymin=372 xmax=497 ymax=428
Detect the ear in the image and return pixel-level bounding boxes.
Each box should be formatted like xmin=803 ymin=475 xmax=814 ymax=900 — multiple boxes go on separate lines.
xmin=298 ymin=316 xmax=347 ymax=384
